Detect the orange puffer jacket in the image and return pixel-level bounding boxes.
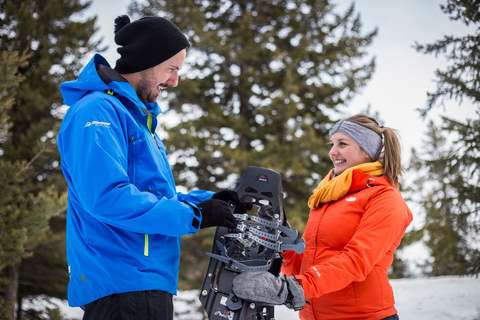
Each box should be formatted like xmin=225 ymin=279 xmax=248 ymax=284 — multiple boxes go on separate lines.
xmin=282 ymin=170 xmax=413 ymax=320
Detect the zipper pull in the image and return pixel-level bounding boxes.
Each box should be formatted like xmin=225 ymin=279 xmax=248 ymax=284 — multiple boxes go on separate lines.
xmin=153 ymin=134 xmax=161 ymax=150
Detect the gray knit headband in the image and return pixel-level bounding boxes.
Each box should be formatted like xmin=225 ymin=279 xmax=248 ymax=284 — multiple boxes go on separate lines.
xmin=329 ymin=120 xmax=382 ymax=160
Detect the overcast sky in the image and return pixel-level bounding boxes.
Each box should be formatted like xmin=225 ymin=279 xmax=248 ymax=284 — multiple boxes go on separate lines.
xmin=340 ymin=0 xmax=477 ymax=160
xmin=85 ymin=0 xmax=478 ymax=165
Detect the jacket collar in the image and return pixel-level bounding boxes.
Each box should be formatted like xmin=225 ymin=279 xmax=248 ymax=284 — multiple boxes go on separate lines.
xmin=61 ymin=54 xmax=162 ymax=133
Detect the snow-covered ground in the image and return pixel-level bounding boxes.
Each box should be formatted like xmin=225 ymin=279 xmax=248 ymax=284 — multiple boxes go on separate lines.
xmin=47 ymin=275 xmax=480 ymax=319
xmin=275 ymin=276 xmax=480 ymax=320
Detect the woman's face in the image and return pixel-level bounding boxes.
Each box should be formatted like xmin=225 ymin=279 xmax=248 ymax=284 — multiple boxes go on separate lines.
xmin=329 ymin=131 xmax=371 ymax=175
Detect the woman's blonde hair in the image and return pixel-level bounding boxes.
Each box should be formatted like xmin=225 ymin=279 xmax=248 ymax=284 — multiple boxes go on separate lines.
xmin=344 ymin=114 xmax=404 ymax=188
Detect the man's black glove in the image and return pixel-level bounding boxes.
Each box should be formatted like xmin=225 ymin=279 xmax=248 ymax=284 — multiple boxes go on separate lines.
xmin=198 ymin=199 xmax=237 ymax=229
xmin=232 ymin=271 xmax=305 ymax=311
xmin=212 ymin=190 xmax=252 ymax=214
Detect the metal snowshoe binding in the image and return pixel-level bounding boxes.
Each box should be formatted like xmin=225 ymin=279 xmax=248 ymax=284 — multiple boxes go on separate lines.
xmin=199 ymin=166 xmax=305 ymax=320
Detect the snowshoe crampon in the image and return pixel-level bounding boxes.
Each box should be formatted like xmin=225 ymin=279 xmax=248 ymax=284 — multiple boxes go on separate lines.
xmin=199 ymin=166 xmax=305 ymax=320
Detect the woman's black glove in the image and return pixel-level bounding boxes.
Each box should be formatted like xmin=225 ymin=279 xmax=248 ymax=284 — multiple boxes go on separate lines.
xmin=212 ymin=190 xmax=252 ymax=214
xmin=198 ymin=199 xmax=237 ymax=229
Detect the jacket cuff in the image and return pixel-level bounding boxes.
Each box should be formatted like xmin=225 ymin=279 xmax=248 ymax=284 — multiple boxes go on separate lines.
xmin=294 ymin=275 xmax=304 ymax=286
xmin=184 ymin=201 xmax=202 ymax=230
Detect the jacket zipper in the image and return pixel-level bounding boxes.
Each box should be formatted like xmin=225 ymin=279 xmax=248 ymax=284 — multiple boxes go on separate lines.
xmin=144 ymin=187 xmax=151 ymax=256
xmin=132 ymin=115 xmax=157 ymax=257
xmin=153 ymin=134 xmax=161 ymax=150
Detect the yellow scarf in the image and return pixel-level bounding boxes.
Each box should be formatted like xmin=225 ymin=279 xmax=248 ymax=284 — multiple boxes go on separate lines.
xmin=308 ymin=161 xmax=384 ymax=209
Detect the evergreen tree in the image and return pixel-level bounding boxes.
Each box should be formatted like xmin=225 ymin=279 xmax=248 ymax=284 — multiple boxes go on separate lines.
xmin=128 ymin=0 xmax=376 ymax=289
xmin=0 ymin=0 xmax=102 ymax=318
xmin=409 ymin=119 xmax=479 ymax=276
xmin=0 ymin=50 xmax=28 ymax=279
xmin=410 ymin=0 xmax=480 ymax=276
xmin=415 ymin=0 xmax=480 ymax=116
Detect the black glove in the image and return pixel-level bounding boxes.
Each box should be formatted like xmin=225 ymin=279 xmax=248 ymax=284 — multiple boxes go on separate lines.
xmin=212 ymin=189 xmax=252 ymax=214
xmin=198 ymin=199 xmax=237 ymax=229
xmin=232 ymin=271 xmax=305 ymax=311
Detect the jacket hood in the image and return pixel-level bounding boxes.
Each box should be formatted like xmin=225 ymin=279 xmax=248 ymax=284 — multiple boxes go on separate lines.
xmin=60 ymin=54 xmax=161 ymax=116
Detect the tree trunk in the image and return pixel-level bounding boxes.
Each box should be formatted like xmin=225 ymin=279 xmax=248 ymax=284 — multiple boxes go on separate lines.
xmin=17 ymin=294 xmax=23 ymax=320
xmin=3 ymin=263 xmax=20 ymax=320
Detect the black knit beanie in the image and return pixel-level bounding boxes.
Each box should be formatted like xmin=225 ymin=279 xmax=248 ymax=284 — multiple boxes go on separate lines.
xmin=114 ymin=15 xmax=191 ymax=74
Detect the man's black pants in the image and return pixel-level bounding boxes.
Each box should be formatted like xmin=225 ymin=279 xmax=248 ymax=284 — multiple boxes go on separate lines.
xmin=82 ymin=290 xmax=173 ymax=320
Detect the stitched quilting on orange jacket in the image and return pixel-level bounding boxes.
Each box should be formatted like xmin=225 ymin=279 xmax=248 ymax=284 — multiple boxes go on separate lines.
xmin=282 ymin=170 xmax=413 ymax=320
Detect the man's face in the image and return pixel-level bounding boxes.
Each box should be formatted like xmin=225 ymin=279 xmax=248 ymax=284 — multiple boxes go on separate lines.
xmin=136 ymin=49 xmax=186 ymax=103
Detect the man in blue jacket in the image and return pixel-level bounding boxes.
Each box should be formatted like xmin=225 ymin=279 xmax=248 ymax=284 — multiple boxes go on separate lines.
xmin=58 ymin=15 xmax=248 ymax=320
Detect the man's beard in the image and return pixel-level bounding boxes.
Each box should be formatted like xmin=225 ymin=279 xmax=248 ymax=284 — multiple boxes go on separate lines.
xmin=136 ymin=72 xmax=158 ymax=103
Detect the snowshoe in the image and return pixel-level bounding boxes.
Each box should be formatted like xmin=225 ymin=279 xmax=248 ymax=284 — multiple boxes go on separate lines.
xmin=199 ymin=166 xmax=305 ymax=320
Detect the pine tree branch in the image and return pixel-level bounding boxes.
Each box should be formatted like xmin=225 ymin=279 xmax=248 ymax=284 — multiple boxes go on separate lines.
xmin=24 ymin=142 xmax=45 ymax=170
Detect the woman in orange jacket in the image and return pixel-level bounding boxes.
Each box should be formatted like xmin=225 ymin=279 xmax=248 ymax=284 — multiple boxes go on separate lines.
xmin=233 ymin=114 xmax=413 ymax=320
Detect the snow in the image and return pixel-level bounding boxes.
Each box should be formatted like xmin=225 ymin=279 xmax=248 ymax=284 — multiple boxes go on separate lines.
xmin=391 ymin=277 xmax=480 ymax=320
xmin=275 ymin=276 xmax=480 ymax=320
xmin=52 ymin=275 xmax=480 ymax=320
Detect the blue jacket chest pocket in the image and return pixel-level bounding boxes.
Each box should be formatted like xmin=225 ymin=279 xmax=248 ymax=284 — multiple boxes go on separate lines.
xmin=128 ymin=128 xmax=171 ymax=191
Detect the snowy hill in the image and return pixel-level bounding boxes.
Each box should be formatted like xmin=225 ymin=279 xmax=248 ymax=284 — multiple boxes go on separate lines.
xmin=50 ymin=275 xmax=480 ymax=319
xmin=275 ymin=276 xmax=480 ymax=320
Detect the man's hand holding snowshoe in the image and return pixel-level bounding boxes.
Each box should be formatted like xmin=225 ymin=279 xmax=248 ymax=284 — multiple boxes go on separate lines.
xmin=212 ymin=189 xmax=252 ymax=214
xmin=232 ymin=271 xmax=305 ymax=311
xmin=197 ymin=199 xmax=237 ymax=229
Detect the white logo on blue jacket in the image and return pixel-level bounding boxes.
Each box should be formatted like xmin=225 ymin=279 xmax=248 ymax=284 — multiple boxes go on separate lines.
xmin=84 ymin=121 xmax=111 ymax=128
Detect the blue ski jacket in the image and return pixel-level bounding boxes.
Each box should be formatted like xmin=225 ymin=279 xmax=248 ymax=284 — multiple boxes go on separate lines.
xmin=58 ymin=54 xmax=213 ymax=307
